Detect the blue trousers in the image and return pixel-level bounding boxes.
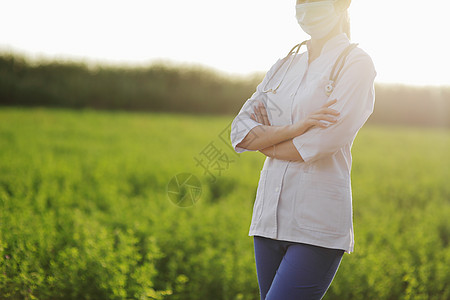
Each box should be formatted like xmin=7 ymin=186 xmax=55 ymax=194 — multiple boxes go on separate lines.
xmin=253 ymin=235 xmax=344 ymax=300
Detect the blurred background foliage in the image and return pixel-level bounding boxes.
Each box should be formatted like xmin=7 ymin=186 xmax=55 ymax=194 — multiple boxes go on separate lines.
xmin=0 ymin=54 xmax=449 ymax=128
xmin=0 ymin=109 xmax=448 ymax=299
xmin=0 ymin=54 xmax=449 ymax=299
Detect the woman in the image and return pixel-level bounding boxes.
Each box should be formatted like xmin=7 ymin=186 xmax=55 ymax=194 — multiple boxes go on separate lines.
xmin=230 ymin=0 xmax=376 ymax=299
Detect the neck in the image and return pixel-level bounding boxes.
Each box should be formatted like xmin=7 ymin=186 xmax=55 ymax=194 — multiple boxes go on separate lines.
xmin=308 ymin=38 xmax=328 ymax=59
xmin=307 ymin=23 xmax=344 ymax=64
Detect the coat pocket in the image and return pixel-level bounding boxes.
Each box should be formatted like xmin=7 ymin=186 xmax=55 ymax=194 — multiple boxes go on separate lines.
xmin=294 ymin=173 xmax=351 ymax=235
xmin=251 ymin=169 xmax=268 ymax=225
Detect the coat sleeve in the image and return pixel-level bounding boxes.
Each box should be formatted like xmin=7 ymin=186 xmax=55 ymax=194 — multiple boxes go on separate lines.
xmin=292 ymin=49 xmax=377 ymax=163
xmin=230 ymin=58 xmax=284 ymax=153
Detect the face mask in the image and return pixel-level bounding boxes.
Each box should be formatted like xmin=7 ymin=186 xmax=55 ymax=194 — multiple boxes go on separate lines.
xmin=295 ymin=0 xmax=342 ymax=39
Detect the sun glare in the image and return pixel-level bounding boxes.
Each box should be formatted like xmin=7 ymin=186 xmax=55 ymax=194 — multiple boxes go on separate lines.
xmin=0 ymin=0 xmax=449 ymax=86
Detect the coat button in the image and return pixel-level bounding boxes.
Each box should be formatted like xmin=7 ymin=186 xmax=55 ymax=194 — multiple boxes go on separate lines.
xmin=275 ymin=187 xmax=280 ymax=193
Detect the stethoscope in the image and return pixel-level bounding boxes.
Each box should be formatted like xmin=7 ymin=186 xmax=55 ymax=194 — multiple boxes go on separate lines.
xmin=262 ymin=40 xmax=358 ymax=96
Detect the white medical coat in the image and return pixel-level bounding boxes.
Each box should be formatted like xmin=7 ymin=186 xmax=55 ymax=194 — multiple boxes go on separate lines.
xmin=230 ymin=33 xmax=376 ymax=253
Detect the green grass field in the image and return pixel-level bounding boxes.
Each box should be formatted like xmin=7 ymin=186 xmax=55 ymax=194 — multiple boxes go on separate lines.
xmin=0 ymin=107 xmax=449 ymax=300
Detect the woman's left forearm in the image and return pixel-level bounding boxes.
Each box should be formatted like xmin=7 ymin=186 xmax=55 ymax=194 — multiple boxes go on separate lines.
xmin=259 ymin=139 xmax=304 ymax=162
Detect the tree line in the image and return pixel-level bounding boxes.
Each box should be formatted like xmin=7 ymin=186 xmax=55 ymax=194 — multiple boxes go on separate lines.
xmin=0 ymin=54 xmax=448 ymax=128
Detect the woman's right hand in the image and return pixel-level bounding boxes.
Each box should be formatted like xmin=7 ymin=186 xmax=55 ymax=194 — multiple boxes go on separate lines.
xmin=292 ymin=99 xmax=340 ymax=136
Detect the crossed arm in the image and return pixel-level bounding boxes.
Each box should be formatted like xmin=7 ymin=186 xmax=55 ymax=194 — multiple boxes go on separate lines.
xmin=235 ymin=99 xmax=340 ymax=161
xmin=259 ymin=139 xmax=304 ymax=162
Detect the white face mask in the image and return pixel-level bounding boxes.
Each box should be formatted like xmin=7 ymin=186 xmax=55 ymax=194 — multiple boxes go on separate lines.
xmin=295 ymin=1 xmax=342 ymax=39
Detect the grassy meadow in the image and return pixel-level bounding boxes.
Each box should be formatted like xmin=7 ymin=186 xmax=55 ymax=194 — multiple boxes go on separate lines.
xmin=0 ymin=107 xmax=449 ymax=299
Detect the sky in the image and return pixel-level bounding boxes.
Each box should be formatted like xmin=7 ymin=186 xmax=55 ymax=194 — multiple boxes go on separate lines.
xmin=0 ymin=0 xmax=449 ymax=86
